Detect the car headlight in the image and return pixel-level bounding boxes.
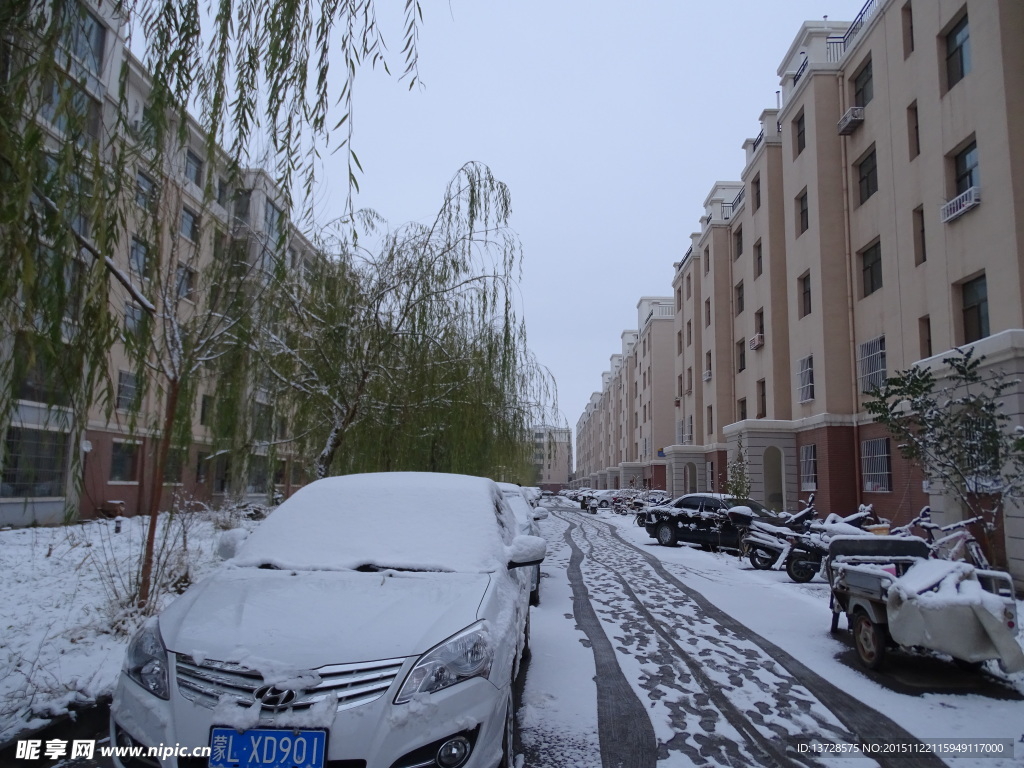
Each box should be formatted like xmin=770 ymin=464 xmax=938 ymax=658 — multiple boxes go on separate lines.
xmin=395 ymin=622 xmax=493 ymax=704
xmin=124 ymin=619 xmax=169 ymax=699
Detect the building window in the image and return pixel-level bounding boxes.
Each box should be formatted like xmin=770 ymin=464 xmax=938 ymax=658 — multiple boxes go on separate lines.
xmin=135 ymin=171 xmax=156 ymax=210
xmin=857 ymin=148 xmax=878 ymax=204
xmin=686 ymin=367 xmax=693 ymax=393
xmin=861 ymin=241 xmax=883 ymax=297
xmin=913 ymin=206 xmax=927 ymax=265
xmin=703 ymin=247 xmax=710 ymax=275
xmin=184 ymin=150 xmax=203 ymax=186
xmin=946 ymin=14 xmax=970 ymax=90
xmin=704 ymin=298 xmax=711 ymax=327
xmin=752 ymin=175 xmax=761 ymax=210
xmin=40 ymin=73 xmax=101 ymax=143
xmin=675 ymin=287 xmax=682 ymax=312
xmin=907 ymin=102 xmax=920 ymax=159
xmin=736 ymin=340 xmax=746 ymax=372
xmin=685 ymin=274 xmax=691 ymax=299
xmin=676 ymin=330 xmax=683 ymax=354
xmin=176 ymin=265 xmax=195 ymax=301
xmin=217 ymin=177 xmax=230 ymax=207
xmin=2 ymin=428 xmax=68 ymax=498
xmin=706 ymin=405 xmax=713 ymax=435
xmin=180 ymin=206 xmax=200 ymax=242
xmin=733 ymin=227 xmax=743 ymax=259
xmin=901 ymin=1 xmax=915 ymax=57
xmin=954 ymin=140 xmax=979 ymax=195
xmin=799 ymin=273 xmax=812 ymax=318
xmin=264 ymin=200 xmax=283 ymax=243
xmin=196 ymin=452 xmax=210 ymax=484
xmin=61 ymin=1 xmax=106 ymax=75
xmin=705 ymin=350 xmax=712 ymax=379
xmin=200 ymin=394 xmax=213 ymax=426
xmin=796 ymin=189 xmax=809 ymax=234
xmin=124 ymin=302 xmax=143 ymax=338
xmin=116 ymin=370 xmax=138 ymax=410
xmin=797 ymin=356 xmax=814 ymax=402
xmin=858 ymin=335 xmax=887 ymax=392
xmin=757 ymin=379 xmax=767 ymax=418
xmin=677 ymin=374 xmax=683 ymax=397
xmin=129 ymin=237 xmax=148 ymax=279
xmin=686 ymin=320 xmax=692 ymax=346
xmin=961 ymin=274 xmax=989 ymax=344
xmin=734 ymin=281 xmax=744 ymax=315
xmin=164 ymin=449 xmax=185 ymax=484
xmin=794 ymin=112 xmax=806 ymax=156
xmin=738 ymin=398 xmax=748 ymax=422
xmin=919 ymin=315 xmax=932 ymax=359
xmin=110 ymin=441 xmax=138 ymax=482
xmin=800 ymin=444 xmax=818 ymax=491
xmin=754 ymin=241 xmax=763 ymax=278
xmin=861 ymin=437 xmax=892 ymax=492
xmin=853 ymin=59 xmax=873 ymax=107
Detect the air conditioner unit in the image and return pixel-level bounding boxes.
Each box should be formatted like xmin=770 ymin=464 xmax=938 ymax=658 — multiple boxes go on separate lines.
xmin=837 ymin=106 xmax=865 ymax=135
xmin=702 ymin=369 xmax=713 ymax=382
xmin=674 ymin=398 xmax=681 ymax=406
xmin=749 ymin=333 xmax=764 ymax=350
xmin=939 ymin=186 xmax=981 ymax=223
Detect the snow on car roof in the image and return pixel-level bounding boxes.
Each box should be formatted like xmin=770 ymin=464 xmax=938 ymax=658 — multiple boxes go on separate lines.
xmin=234 ymin=472 xmax=514 ymax=574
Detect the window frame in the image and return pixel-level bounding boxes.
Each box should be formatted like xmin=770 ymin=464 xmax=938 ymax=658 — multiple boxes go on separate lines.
xmin=857 ymin=147 xmax=878 ymax=204
xmin=797 ymin=356 xmax=815 ymax=403
xmin=861 ymin=241 xmax=883 ymax=297
xmin=861 ymin=437 xmax=892 ymax=492
xmin=800 ymin=444 xmax=818 ymax=491
xmin=853 ymin=59 xmax=874 ymax=108
xmin=945 ymin=14 xmax=970 ymax=90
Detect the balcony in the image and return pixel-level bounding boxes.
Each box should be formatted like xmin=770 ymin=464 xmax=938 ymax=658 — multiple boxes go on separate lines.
xmin=837 ymin=106 xmax=865 ymax=135
xmin=749 ymin=333 xmax=764 ymax=350
xmin=939 ymin=186 xmax=981 ymax=223
xmin=702 ymin=369 xmax=712 ymax=382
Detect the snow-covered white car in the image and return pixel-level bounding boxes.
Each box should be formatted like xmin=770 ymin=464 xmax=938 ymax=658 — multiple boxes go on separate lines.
xmin=109 ymin=472 xmax=546 ymax=768
xmin=496 ymin=483 xmax=549 ymax=606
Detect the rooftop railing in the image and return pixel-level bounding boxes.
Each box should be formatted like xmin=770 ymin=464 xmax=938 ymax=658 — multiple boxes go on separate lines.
xmin=826 ymin=0 xmax=879 ymax=62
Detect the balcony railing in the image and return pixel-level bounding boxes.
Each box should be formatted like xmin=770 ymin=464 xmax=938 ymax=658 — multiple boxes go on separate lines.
xmin=732 ymin=186 xmax=745 ymax=210
xmin=752 ymin=130 xmax=765 ymax=152
xmin=792 ymin=55 xmax=809 ymax=86
xmin=826 ymin=0 xmax=879 ymax=61
xmin=940 ymin=186 xmax=981 ymax=223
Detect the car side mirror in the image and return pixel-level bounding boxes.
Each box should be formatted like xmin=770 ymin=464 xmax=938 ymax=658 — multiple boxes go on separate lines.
xmin=506 ymin=535 xmax=546 ymax=569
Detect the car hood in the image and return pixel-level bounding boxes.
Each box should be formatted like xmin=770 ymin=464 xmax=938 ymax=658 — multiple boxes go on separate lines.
xmin=158 ymin=567 xmax=491 ymax=671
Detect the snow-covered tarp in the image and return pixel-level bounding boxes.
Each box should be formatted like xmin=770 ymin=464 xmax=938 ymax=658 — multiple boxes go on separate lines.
xmin=887 ymin=559 xmax=1024 ymax=672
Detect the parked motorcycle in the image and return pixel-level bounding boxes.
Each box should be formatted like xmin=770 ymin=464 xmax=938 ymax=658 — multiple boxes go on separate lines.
xmin=783 ymin=504 xmax=883 ymax=583
xmin=730 ymin=497 xmax=818 ymax=571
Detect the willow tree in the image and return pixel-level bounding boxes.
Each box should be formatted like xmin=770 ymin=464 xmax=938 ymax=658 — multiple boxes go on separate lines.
xmin=0 ymin=0 xmax=423 ymax=516
xmin=260 ymin=162 xmax=557 ymax=480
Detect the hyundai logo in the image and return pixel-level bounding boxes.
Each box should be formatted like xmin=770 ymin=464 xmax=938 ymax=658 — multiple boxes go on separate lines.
xmin=253 ymin=684 xmax=299 ymax=710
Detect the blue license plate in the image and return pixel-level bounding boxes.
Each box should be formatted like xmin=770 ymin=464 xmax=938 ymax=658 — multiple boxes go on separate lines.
xmin=209 ymin=728 xmax=327 ymax=768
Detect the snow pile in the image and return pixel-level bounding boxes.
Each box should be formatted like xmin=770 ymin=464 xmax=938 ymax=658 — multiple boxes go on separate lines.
xmin=0 ymin=511 xmax=255 ymax=743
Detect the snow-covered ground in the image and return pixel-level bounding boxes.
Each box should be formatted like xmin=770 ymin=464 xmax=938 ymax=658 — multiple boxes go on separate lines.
xmin=0 ymin=507 xmax=257 ymax=745
xmin=519 ymin=500 xmax=1024 ymax=766
xmin=2 ymin=496 xmax=1024 ymax=765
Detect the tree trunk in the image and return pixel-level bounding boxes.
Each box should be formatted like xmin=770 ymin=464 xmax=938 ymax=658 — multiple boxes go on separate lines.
xmin=315 ymin=420 xmax=345 ymax=479
xmin=137 ymin=379 xmax=180 ymax=609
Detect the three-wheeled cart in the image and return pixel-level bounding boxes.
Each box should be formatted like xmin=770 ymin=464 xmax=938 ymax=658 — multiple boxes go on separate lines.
xmin=826 ymin=536 xmax=1024 ymax=672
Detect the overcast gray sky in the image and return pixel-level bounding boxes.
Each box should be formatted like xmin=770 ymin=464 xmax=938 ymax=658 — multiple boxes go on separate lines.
xmin=317 ymin=1 xmax=869 ymax=435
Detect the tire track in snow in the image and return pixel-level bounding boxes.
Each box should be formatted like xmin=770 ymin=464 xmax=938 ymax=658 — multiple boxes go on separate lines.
xmin=561 ymin=509 xmax=946 ymax=768
xmin=562 ymin=517 xmax=659 ymax=768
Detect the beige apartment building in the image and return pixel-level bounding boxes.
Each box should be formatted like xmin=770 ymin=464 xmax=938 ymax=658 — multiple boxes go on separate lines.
xmin=531 ymin=425 xmax=573 ymax=489
xmin=576 ymin=297 xmax=675 ymax=490
xmin=576 ymin=0 xmax=1024 ymax=582
xmin=1 ymin=0 xmax=316 ymax=526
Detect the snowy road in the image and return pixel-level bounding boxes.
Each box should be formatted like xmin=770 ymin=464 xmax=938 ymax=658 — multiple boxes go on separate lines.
xmin=517 ymin=499 xmax=1023 ymax=768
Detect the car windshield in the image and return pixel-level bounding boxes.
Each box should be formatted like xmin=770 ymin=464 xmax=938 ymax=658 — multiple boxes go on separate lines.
xmin=234 ymin=472 xmax=512 ymax=574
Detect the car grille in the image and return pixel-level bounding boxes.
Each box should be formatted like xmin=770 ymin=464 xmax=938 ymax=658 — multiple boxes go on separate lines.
xmin=174 ymin=654 xmax=406 ymax=713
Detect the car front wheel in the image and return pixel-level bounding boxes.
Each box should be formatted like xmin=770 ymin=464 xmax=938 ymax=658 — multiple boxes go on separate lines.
xmin=656 ymin=521 xmax=678 ymax=547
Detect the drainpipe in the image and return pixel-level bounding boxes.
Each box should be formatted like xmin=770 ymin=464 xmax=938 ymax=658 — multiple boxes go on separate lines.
xmin=838 ymin=71 xmax=863 ymax=509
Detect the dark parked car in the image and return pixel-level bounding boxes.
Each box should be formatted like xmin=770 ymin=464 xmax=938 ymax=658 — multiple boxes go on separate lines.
xmin=638 ymin=493 xmax=779 ymax=550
